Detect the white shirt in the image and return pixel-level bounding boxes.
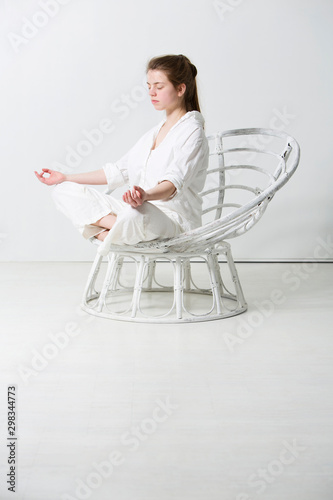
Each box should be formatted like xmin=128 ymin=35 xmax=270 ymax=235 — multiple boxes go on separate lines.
xmin=103 ymin=110 xmax=209 ymax=232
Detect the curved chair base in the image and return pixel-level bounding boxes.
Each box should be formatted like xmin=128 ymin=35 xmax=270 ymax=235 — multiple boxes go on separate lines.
xmin=81 ymin=242 xmax=248 ymax=323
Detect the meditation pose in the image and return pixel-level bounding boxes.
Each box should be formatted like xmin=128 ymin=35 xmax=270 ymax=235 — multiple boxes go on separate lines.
xmin=35 ymin=54 xmax=209 ymax=255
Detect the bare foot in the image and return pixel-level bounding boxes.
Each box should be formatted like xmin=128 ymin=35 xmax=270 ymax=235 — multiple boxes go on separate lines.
xmin=95 ymin=230 xmax=109 ymax=241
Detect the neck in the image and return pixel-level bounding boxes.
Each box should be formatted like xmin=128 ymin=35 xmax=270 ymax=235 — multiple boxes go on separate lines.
xmin=164 ymin=106 xmax=187 ymax=128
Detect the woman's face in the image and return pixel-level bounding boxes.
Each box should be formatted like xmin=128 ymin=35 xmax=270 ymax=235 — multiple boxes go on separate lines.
xmin=147 ymin=69 xmax=185 ymax=113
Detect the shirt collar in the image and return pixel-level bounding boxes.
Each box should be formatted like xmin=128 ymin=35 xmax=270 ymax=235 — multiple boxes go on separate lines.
xmin=157 ymin=110 xmax=205 ymax=131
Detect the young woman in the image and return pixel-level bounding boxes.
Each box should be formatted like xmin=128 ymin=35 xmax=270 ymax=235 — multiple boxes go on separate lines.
xmin=35 ymin=54 xmax=209 ymax=255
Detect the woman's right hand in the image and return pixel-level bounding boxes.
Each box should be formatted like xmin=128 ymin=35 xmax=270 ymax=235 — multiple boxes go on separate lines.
xmin=34 ymin=168 xmax=66 ymax=186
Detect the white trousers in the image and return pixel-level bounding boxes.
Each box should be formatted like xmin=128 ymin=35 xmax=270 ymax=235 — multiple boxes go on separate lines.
xmin=52 ymin=182 xmax=182 ymax=251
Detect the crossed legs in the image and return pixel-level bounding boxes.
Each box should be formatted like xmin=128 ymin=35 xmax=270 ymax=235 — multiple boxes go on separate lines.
xmin=91 ymin=214 xmax=117 ymax=241
xmin=52 ymin=181 xmax=182 ymax=247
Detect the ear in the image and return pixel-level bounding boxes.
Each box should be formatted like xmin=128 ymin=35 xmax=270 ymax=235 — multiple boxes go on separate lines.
xmin=177 ymin=83 xmax=186 ymax=97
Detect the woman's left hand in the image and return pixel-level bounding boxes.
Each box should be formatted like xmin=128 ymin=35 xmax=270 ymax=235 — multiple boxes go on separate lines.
xmin=122 ymin=185 xmax=147 ymax=207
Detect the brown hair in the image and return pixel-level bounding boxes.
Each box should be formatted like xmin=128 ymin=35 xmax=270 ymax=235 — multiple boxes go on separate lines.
xmin=146 ymin=54 xmax=201 ymax=113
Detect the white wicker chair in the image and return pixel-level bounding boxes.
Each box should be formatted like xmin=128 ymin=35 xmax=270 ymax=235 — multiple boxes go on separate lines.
xmin=81 ymin=128 xmax=300 ymax=323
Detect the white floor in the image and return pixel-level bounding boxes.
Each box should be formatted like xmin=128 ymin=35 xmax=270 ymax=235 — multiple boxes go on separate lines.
xmin=1 ymin=262 xmax=333 ymax=500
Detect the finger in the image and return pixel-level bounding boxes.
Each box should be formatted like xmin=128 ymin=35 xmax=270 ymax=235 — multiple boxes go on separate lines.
xmin=34 ymin=171 xmax=43 ymax=180
xmin=42 ymin=168 xmax=51 ymax=173
xmin=131 ymin=191 xmax=139 ymax=203
xmin=128 ymin=194 xmax=137 ymax=206
xmin=133 ymin=186 xmax=144 ymax=201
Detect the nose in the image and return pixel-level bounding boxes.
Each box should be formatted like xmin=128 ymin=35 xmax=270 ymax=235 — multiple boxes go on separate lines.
xmin=149 ymin=87 xmax=156 ymax=96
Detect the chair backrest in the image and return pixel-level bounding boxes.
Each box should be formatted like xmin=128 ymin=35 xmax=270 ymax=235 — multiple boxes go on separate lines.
xmin=159 ymin=128 xmax=300 ymax=253
xmin=130 ymin=128 xmax=300 ymax=254
xmin=200 ymin=127 xmax=300 ymax=229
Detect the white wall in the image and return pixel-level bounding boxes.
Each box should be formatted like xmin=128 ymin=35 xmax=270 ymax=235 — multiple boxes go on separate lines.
xmin=1 ymin=0 xmax=332 ymax=261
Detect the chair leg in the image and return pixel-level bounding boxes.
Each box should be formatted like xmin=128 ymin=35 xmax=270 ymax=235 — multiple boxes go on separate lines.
xmin=206 ymin=251 xmax=223 ymax=315
xmin=82 ymin=252 xmax=103 ymax=305
xmin=175 ymin=257 xmax=183 ymax=319
xmin=131 ymin=255 xmax=146 ymax=318
xmin=96 ymin=253 xmax=118 ymax=312
xmin=146 ymin=260 xmax=156 ymax=290
xmin=184 ymin=258 xmax=191 ymax=292
xmin=225 ymin=245 xmax=247 ymax=310
xmin=112 ymin=256 xmax=124 ymax=291
xmin=211 ymin=251 xmax=225 ymax=298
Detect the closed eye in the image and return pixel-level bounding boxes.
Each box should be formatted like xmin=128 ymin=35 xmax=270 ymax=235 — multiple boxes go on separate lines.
xmin=147 ymin=83 xmax=164 ymax=90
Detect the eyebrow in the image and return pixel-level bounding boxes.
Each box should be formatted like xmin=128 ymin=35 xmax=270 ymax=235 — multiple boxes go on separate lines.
xmin=146 ymin=81 xmax=165 ymax=85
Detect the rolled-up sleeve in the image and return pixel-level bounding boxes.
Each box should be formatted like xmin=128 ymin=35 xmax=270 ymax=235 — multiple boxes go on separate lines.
xmin=158 ymin=129 xmax=209 ymax=199
xmin=102 ymin=151 xmax=130 ymax=191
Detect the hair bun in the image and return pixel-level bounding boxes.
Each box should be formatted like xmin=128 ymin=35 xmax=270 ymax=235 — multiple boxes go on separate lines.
xmin=177 ymin=54 xmax=197 ymax=77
